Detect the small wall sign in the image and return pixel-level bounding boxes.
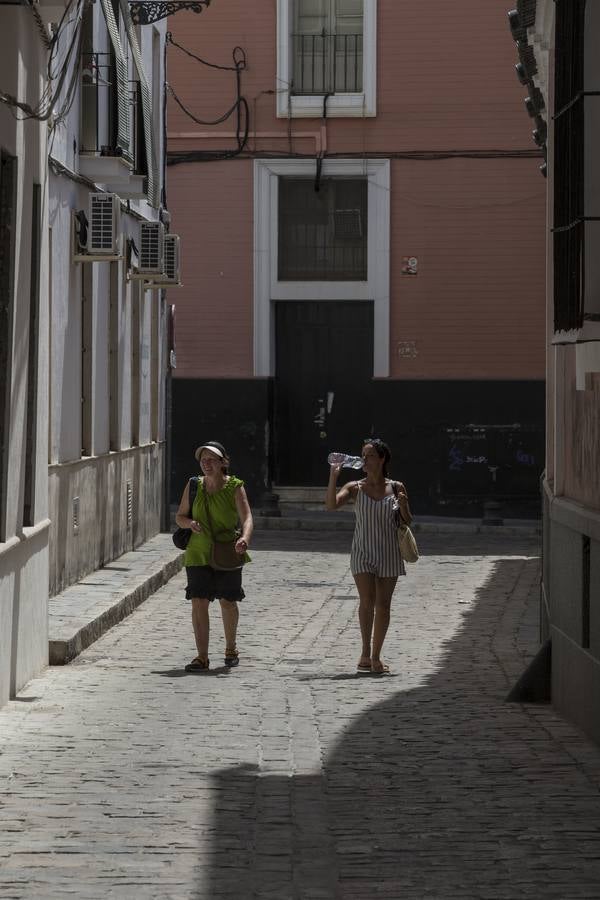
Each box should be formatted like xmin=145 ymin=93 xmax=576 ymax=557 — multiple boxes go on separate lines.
xmin=401 ymin=256 xmax=418 ymax=275
xmin=397 ymin=341 xmax=418 ymax=358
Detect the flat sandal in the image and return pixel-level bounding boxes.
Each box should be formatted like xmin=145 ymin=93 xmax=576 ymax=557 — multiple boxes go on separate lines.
xmin=185 ymin=656 xmax=210 ymax=672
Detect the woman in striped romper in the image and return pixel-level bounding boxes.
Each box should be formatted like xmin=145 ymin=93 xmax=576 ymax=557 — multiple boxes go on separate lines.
xmin=326 ymin=439 xmax=412 ymax=675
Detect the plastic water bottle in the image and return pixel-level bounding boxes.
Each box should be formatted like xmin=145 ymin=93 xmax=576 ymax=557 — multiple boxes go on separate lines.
xmin=327 ymin=452 xmax=363 ymax=470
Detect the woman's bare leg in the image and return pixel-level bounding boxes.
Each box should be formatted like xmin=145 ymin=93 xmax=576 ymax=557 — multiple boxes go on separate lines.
xmin=191 ymin=597 xmax=210 ymax=661
xmin=353 ymin=572 xmax=377 ymax=667
xmin=371 ymin=576 xmax=397 ymax=671
xmin=219 ymin=599 xmax=239 ymax=652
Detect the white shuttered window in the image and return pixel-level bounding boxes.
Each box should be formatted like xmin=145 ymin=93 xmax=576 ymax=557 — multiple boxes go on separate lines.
xmin=119 ymin=0 xmax=160 ymax=208
xmin=99 ymin=0 xmax=132 ymax=160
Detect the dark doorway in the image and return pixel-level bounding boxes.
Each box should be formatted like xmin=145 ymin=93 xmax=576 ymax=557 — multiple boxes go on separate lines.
xmin=275 ymin=301 xmax=374 ymax=485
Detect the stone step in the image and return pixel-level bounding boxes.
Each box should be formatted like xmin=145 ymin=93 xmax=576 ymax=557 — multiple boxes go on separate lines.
xmin=274 ymin=484 xmax=337 ymax=512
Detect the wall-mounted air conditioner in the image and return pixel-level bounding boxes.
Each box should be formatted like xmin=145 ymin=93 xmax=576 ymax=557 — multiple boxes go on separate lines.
xmin=72 ymin=193 xmax=123 ymax=262
xmin=128 ymin=221 xmax=165 ymax=280
xmin=89 ymin=193 xmax=121 ymax=255
xmin=148 ymin=234 xmax=182 ymax=287
xmin=139 ymin=222 xmax=164 ymax=274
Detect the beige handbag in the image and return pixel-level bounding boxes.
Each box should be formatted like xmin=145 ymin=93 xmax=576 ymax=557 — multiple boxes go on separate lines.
xmin=392 ymin=482 xmax=419 ymax=564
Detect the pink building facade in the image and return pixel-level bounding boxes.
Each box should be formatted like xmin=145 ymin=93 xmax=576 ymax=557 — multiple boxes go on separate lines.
xmin=166 ymin=0 xmax=546 ymax=513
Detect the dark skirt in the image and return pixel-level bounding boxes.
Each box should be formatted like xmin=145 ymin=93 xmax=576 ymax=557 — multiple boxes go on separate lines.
xmin=185 ymin=565 xmax=245 ymax=602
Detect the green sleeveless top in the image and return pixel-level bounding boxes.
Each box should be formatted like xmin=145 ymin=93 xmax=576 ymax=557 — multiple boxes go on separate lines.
xmin=184 ymin=475 xmax=251 ymax=568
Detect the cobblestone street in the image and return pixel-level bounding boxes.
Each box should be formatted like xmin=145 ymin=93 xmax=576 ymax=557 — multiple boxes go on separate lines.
xmin=2 ymin=531 xmax=600 ymax=899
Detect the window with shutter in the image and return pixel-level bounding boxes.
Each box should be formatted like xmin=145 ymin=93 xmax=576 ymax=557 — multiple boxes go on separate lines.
xmin=293 ymin=0 xmax=363 ymax=94
xmin=119 ymin=0 xmax=160 ymax=208
xmin=277 ymin=0 xmax=376 ymax=118
xmin=99 ymin=0 xmax=132 ymax=160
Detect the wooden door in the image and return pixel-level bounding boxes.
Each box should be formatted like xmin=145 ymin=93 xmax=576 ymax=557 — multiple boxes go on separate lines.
xmin=275 ymin=301 xmax=374 ymax=485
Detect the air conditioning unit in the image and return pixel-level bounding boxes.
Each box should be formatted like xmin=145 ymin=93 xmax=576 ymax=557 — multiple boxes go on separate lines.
xmin=88 ymin=193 xmax=121 ymax=256
xmin=138 ymin=222 xmax=164 ymax=274
xmin=146 ymin=234 xmax=182 ymax=287
xmin=161 ymin=234 xmax=181 ymax=284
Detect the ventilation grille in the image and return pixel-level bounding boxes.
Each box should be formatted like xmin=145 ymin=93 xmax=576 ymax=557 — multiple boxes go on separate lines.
xmin=72 ymin=497 xmax=80 ymax=533
xmin=126 ymin=481 xmax=133 ymax=525
xmin=139 ymin=222 xmax=164 ymax=274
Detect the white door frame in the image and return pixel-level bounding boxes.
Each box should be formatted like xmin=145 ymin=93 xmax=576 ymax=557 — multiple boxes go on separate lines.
xmin=253 ymin=157 xmax=391 ymax=377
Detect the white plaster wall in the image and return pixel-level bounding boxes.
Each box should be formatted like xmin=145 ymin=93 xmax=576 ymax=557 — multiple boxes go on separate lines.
xmin=48 ymin=177 xmax=83 ymax=463
xmin=42 ymin=0 xmax=169 ymax=597
xmin=0 ymin=8 xmax=50 ymax=706
xmin=92 ymin=262 xmax=111 ymax=455
xmin=138 ymin=288 xmax=153 ymax=446
xmin=158 ymin=294 xmax=167 ymax=442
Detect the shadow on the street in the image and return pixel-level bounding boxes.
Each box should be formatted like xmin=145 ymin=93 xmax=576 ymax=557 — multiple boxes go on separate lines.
xmin=195 ymin=553 xmax=600 ymax=899
xmin=152 ymin=666 xmax=232 ymax=678
xmin=252 ymin=529 xmax=541 ymax=560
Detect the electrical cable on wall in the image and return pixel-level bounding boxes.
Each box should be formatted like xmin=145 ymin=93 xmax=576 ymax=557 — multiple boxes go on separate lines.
xmin=168 ymin=147 xmax=542 ymax=166
xmin=165 ymin=33 xmax=249 ymax=161
xmin=0 ymin=0 xmax=83 ymax=122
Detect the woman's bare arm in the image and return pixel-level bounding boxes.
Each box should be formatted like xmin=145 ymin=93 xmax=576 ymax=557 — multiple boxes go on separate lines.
xmin=326 ymin=464 xmax=358 ymax=510
xmin=395 ymin=481 xmax=412 ymax=524
xmin=175 ymin=481 xmax=203 ymax=533
xmin=235 ymin=485 xmax=254 ymax=551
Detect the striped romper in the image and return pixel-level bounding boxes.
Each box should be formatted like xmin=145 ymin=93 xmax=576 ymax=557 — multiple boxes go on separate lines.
xmin=350 ymin=482 xmax=406 ymax=578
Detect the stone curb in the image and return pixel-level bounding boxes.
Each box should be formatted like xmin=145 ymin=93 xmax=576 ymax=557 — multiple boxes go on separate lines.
xmin=254 ymin=515 xmax=542 ymax=536
xmin=49 ymin=545 xmax=184 ymax=666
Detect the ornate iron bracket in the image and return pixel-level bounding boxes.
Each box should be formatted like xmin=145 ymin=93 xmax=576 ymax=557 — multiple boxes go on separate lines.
xmin=129 ymin=0 xmax=211 ymax=25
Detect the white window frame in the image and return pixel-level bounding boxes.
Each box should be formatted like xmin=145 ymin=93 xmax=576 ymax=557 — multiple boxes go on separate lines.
xmin=253 ymin=158 xmax=390 ymax=376
xmin=276 ymin=0 xmax=377 ymax=118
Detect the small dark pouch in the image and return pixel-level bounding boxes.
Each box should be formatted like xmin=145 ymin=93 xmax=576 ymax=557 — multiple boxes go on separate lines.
xmin=172 ymin=477 xmax=199 ymax=550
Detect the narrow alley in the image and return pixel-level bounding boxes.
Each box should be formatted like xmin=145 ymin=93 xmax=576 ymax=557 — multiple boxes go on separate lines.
xmin=2 ymin=531 xmax=600 ymax=899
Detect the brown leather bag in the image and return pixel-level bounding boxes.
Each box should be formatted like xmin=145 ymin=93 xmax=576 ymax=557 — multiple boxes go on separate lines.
xmin=201 ymin=481 xmax=245 ymax=571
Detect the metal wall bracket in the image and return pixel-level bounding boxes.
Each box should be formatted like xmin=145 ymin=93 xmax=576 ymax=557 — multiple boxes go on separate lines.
xmin=128 ymin=0 xmax=211 ymax=25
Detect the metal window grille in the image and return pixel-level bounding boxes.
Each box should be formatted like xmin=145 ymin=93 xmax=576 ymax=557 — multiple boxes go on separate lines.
xmin=278 ymin=178 xmax=367 ymax=281
xmin=292 ymin=32 xmax=363 ymax=94
xmin=292 ymin=0 xmax=363 ymax=95
xmin=553 ymin=0 xmax=585 ymax=332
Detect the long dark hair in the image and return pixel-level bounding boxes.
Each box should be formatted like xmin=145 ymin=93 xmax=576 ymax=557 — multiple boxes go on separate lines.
xmin=362 ymin=437 xmax=391 ymax=478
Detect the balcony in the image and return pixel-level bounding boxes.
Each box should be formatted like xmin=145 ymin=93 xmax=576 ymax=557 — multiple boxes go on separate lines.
xmin=79 ymin=52 xmax=146 ymax=198
xmin=291 ymin=31 xmax=363 ymax=95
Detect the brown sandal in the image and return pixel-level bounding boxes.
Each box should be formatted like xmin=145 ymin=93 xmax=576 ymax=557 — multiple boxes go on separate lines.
xmin=185 ymin=656 xmax=210 ymax=671
xmin=224 ymin=648 xmax=239 ymax=668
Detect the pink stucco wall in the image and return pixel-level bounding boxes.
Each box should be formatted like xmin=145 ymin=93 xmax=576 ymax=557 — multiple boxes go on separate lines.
xmin=166 ymin=0 xmax=546 ymax=380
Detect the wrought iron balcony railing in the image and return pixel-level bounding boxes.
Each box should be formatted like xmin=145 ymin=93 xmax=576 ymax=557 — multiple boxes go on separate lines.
xmin=291 ymin=32 xmax=363 ymax=95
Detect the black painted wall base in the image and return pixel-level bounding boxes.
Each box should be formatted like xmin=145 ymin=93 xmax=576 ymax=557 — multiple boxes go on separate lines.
xmin=170 ymin=378 xmax=274 ymax=509
xmin=171 ymin=378 xmax=545 ymax=518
